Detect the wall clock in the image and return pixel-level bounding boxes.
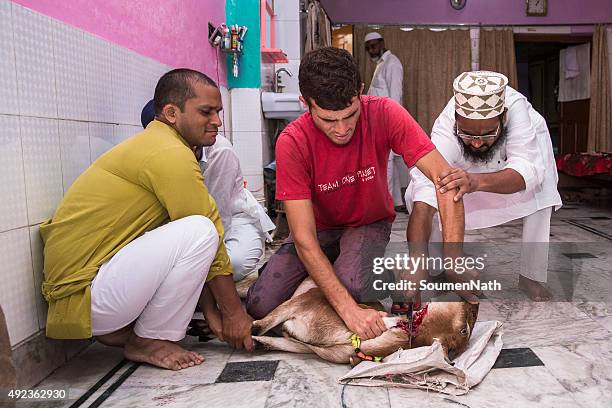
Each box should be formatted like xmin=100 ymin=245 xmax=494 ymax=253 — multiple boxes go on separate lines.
xmin=450 ymin=0 xmax=467 ymax=11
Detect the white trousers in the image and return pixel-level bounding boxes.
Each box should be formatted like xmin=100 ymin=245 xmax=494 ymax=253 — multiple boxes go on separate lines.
xmin=430 ymin=207 xmax=553 ymax=282
xmin=520 ymin=206 xmax=553 ymax=283
xmin=91 ymin=215 xmax=219 ymax=341
xmin=387 ymin=153 xmax=410 ymax=207
xmin=225 ymin=216 xmax=266 ymax=282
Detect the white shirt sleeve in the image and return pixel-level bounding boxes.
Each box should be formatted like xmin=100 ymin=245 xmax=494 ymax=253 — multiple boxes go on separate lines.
xmin=407 ymin=102 xmax=461 ymax=210
xmin=503 ymin=97 xmax=545 ymax=193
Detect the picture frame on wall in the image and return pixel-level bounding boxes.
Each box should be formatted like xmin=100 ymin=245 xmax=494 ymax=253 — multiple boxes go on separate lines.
xmin=526 ymin=0 xmax=548 ymax=16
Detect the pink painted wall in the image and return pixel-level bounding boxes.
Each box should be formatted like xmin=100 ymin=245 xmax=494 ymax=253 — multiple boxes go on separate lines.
xmin=13 ymin=0 xmax=227 ymax=85
xmin=321 ymin=0 xmax=612 ymax=25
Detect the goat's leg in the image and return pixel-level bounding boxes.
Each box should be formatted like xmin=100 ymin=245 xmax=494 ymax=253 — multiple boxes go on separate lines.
xmin=252 ymin=288 xmax=322 ymax=336
xmin=252 ymin=335 xmax=313 ymax=354
xmin=252 ymin=298 xmax=302 ymax=336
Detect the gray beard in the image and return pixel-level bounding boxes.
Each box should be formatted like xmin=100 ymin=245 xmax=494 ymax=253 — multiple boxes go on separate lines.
xmin=460 ymin=127 xmax=507 ymax=164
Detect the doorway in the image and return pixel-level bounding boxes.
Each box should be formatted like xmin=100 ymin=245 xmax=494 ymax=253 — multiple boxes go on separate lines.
xmin=514 ymin=34 xmax=592 ymax=155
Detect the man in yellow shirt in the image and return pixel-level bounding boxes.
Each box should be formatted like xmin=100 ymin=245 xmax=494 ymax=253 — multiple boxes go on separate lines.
xmin=41 ymin=69 xmax=253 ymax=371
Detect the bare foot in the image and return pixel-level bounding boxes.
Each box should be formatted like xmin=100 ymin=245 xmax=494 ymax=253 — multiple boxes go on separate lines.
xmin=519 ymin=275 xmax=551 ymax=302
xmin=124 ymin=334 xmax=205 ymax=370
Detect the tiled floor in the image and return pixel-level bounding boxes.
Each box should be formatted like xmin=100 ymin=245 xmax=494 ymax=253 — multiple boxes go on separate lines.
xmin=28 ymin=203 xmax=612 ymax=408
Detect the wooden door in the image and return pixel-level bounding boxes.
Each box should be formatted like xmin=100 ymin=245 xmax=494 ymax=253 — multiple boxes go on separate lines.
xmin=559 ymin=100 xmax=590 ymax=154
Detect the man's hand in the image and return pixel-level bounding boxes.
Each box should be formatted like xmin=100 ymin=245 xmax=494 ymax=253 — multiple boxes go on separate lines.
xmin=222 ymin=309 xmax=254 ymax=352
xmin=204 ymin=274 xmax=254 ymax=352
xmin=341 ymin=306 xmax=388 ymax=340
xmin=202 ymin=302 xmax=224 ymax=340
xmin=437 ymin=168 xmax=479 ymax=202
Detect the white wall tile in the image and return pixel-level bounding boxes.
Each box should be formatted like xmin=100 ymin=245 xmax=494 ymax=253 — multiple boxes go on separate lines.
xmin=0 ymin=114 xmax=28 ymax=232
xmin=53 ymin=22 xmax=88 ymax=120
xmin=0 ymin=227 xmax=39 ymax=346
xmin=111 ymin=44 xmax=132 ymax=125
xmin=12 ymin=5 xmax=57 ymax=118
xmin=233 ymin=131 xmax=264 ymax=175
xmin=84 ymin=33 xmax=114 ymax=123
xmin=230 ymin=88 xmax=263 ymax=132
xmin=113 ymin=124 xmax=138 ymax=145
xmin=89 ymin=122 xmax=114 ymax=162
xmin=273 ymin=59 xmax=300 ymax=94
xmin=28 ymin=225 xmax=46 ymax=330
xmin=131 ymin=53 xmax=157 ymax=126
xmin=0 ymin=1 xmax=19 ymax=115
xmin=274 ymin=0 xmax=300 ymax=21
xmin=59 ymin=120 xmax=90 ymax=192
xmin=274 ymin=20 xmax=301 ymax=60
xmin=218 ymin=85 xmax=232 ymax=140
xmin=20 ymin=117 xmax=63 ymax=224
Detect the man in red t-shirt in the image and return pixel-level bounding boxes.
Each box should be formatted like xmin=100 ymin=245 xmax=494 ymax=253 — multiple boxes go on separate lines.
xmin=246 ymin=48 xmax=464 ymax=340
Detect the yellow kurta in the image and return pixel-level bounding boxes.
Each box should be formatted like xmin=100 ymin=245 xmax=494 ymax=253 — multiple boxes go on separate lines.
xmin=40 ymin=120 xmax=232 ymax=339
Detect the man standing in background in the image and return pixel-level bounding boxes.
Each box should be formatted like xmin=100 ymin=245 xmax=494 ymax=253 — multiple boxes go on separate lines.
xmin=365 ymin=32 xmax=410 ymax=212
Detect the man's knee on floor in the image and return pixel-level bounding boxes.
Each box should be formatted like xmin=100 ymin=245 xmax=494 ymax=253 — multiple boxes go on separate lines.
xmin=245 ymin=286 xmax=280 ymax=320
xmin=230 ymin=246 xmax=264 ymax=281
xmin=181 ymin=215 xmax=219 ymax=245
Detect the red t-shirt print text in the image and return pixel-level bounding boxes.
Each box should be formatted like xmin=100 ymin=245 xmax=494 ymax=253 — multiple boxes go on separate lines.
xmin=317 ymin=165 xmax=377 ymax=194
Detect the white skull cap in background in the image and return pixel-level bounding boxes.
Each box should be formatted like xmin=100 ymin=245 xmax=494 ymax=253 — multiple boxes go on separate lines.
xmin=453 ymin=71 xmax=508 ymax=120
xmin=364 ymin=32 xmax=383 ymax=42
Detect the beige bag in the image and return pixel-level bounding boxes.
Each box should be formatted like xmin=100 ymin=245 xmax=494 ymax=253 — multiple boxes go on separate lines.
xmin=339 ymin=320 xmax=503 ymax=395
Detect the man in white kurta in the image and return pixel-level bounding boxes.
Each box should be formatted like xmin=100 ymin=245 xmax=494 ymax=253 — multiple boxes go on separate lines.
xmin=199 ymin=135 xmax=275 ymax=281
xmin=364 ymin=32 xmax=409 ymax=210
xmin=406 ymin=71 xmax=562 ymax=301
xmin=141 ymin=100 xmax=274 ymax=282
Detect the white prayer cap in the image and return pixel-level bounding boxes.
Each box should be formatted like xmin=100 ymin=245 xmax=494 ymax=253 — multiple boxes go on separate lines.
xmin=364 ymin=32 xmax=383 ymax=43
xmin=453 ymin=71 xmax=508 ymax=120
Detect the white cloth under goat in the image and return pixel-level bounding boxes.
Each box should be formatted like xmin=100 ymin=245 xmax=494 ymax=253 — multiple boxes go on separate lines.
xmin=339 ymin=320 xmax=503 ymax=395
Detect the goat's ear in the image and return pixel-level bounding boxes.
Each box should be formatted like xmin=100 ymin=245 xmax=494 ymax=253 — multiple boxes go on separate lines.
xmin=467 ymin=302 xmax=479 ymax=333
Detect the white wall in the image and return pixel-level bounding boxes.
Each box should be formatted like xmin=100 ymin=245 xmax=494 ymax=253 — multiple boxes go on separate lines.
xmin=0 ymin=1 xmax=221 ymax=348
xmin=273 ymin=0 xmax=302 ymax=93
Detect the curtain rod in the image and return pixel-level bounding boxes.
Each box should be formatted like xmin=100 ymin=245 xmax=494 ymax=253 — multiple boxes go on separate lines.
xmin=335 ymin=22 xmax=611 ymax=28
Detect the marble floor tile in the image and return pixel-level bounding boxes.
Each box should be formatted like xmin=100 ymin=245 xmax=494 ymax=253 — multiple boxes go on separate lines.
xmin=35 ymin=342 xmax=124 ymax=399
xmin=475 ymin=301 xmax=506 ymax=322
xmin=389 ymin=388 xmax=459 ymax=407
xmin=492 ymin=348 xmax=544 ymax=369
xmin=495 ymin=301 xmax=590 ymax=322
xmin=217 ymin=360 xmax=279 ymax=383
xmin=593 ymin=316 xmax=612 ymax=332
xmin=389 ymin=231 xmax=406 ymax=243
xmin=264 ymin=359 xmax=389 ymax=408
xmin=532 ymin=343 xmax=612 ymax=408
xmin=100 ymin=381 xmax=272 ymax=408
xmin=502 ymin=316 xmax=612 ymax=348
xmin=447 ymin=366 xmax=580 ymax=407
xmin=389 ymin=367 xmax=582 ymax=407
xmin=573 ymin=301 xmax=612 ymax=318
xmin=121 ymin=339 xmax=232 ymax=387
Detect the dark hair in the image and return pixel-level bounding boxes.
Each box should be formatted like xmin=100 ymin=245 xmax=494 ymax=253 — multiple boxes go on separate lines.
xmin=153 ymin=68 xmax=217 ymax=114
xmin=299 ymin=47 xmax=362 ymax=110
xmin=141 ymin=99 xmax=155 ymax=128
